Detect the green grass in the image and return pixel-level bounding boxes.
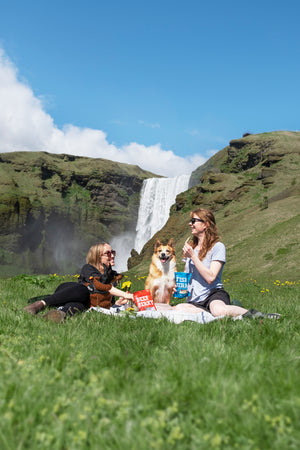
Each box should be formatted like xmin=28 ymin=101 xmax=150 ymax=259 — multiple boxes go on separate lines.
xmin=0 ymin=273 xmax=300 ymax=449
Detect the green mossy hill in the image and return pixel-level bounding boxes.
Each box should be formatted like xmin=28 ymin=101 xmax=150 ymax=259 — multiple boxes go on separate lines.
xmin=0 ymin=151 xmax=156 ymax=276
xmin=128 ymin=131 xmax=300 ymax=280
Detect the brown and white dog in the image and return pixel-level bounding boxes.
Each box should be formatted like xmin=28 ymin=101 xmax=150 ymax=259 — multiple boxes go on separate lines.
xmin=145 ymin=238 xmax=177 ymax=304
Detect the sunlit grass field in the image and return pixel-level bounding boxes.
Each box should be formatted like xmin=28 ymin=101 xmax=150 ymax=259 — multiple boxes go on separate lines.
xmin=0 ymin=273 xmax=299 ymax=449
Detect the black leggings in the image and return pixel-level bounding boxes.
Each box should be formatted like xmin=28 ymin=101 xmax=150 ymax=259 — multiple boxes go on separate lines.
xmin=44 ymin=282 xmax=90 ymax=316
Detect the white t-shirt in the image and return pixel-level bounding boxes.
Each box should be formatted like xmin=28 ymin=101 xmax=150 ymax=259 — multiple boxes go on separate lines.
xmin=184 ymin=241 xmax=226 ymax=303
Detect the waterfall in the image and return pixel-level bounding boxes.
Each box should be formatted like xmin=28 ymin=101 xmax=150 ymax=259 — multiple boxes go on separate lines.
xmin=134 ymin=174 xmax=190 ymax=253
xmin=110 ymin=231 xmax=136 ymax=273
xmin=112 ymin=174 xmax=190 ymax=271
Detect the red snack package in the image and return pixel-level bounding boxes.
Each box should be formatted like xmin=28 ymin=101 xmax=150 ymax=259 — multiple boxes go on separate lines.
xmin=133 ymin=290 xmax=157 ymax=311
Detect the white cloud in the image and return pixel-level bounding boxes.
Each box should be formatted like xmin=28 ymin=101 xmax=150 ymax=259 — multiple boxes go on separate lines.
xmin=0 ymin=49 xmax=206 ymax=177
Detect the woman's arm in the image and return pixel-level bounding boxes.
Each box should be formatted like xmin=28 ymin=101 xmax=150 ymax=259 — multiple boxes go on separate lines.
xmin=183 ymin=243 xmax=223 ymax=284
xmin=109 ymin=285 xmax=134 ymax=301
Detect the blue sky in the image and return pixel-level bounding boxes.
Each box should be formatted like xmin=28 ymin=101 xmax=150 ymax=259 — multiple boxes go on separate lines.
xmin=0 ymin=0 xmax=299 ymax=176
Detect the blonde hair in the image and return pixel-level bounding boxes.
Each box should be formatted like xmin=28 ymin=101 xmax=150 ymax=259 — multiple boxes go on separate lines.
xmin=86 ymin=242 xmax=110 ymax=272
xmin=189 ymin=208 xmax=220 ymax=260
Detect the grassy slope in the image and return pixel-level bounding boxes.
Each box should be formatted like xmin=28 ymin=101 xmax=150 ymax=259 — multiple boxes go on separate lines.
xmin=0 ymin=275 xmax=299 ymax=449
xmin=129 ymin=131 xmax=300 ymax=281
xmin=215 ymin=134 xmax=300 ymax=279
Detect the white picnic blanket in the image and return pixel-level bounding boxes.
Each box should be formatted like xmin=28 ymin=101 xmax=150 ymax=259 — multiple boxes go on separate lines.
xmin=88 ymin=306 xmax=222 ymax=324
xmin=138 ymin=309 xmax=221 ymax=324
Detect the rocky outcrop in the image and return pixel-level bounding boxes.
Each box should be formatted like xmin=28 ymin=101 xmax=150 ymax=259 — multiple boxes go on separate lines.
xmin=189 ymin=131 xmax=296 ymax=187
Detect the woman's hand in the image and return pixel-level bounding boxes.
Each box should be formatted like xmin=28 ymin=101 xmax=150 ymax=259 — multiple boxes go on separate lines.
xmin=115 ymin=291 xmax=133 ymax=305
xmin=183 ymin=243 xmax=223 ymax=284
xmin=182 ymin=243 xmax=194 ymax=259
xmin=115 ymin=297 xmax=127 ymax=306
xmin=110 ymin=286 xmax=133 ymax=299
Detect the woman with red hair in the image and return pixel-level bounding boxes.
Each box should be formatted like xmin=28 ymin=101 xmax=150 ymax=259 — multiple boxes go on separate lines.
xmin=174 ymin=208 xmax=280 ymax=319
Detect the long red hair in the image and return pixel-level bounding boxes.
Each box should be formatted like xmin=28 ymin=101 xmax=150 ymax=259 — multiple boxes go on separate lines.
xmin=189 ymin=209 xmax=220 ymax=260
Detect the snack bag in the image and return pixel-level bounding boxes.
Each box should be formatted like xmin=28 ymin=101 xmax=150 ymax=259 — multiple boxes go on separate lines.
xmin=173 ymin=272 xmax=191 ymax=298
xmin=133 ymin=290 xmax=157 ymax=311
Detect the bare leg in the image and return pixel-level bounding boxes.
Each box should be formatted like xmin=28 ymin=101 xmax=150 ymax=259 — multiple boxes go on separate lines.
xmin=209 ymin=300 xmax=248 ymax=318
xmin=172 ymin=303 xmax=205 ymax=314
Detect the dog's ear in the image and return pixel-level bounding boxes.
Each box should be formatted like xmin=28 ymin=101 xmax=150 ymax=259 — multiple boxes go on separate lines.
xmin=99 ymin=264 xmax=112 ymax=284
xmin=113 ymin=273 xmax=124 ymax=283
xmin=168 ymin=238 xmax=175 ymax=249
xmin=155 ymin=239 xmax=162 ymax=250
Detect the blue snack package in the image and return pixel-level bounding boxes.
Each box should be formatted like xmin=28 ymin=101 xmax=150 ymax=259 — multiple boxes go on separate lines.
xmin=173 ymin=272 xmax=191 ymax=298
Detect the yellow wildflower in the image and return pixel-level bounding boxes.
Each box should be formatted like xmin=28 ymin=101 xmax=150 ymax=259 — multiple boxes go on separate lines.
xmin=122 ymin=281 xmax=132 ymax=290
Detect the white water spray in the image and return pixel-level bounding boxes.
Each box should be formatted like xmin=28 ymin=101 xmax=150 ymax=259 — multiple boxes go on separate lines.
xmin=110 ymin=231 xmax=136 ymax=272
xmin=134 ymin=174 xmax=190 ymax=253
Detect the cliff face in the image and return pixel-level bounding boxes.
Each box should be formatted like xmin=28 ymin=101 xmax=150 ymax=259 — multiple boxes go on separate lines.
xmin=0 ymin=151 xmax=155 ymax=275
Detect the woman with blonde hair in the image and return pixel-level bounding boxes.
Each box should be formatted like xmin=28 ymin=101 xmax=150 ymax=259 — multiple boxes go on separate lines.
xmin=174 ymin=208 xmax=280 ymax=319
xmin=24 ymin=242 xmax=133 ymax=321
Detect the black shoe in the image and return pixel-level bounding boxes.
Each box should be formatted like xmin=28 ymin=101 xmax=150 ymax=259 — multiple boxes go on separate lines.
xmin=242 ymin=309 xmax=281 ymax=319
xmin=242 ymin=309 xmax=264 ymax=319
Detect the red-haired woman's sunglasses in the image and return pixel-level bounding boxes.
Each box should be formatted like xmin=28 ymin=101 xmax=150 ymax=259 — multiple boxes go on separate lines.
xmin=189 ymin=218 xmax=204 ymax=224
